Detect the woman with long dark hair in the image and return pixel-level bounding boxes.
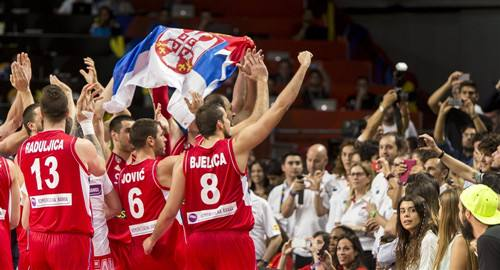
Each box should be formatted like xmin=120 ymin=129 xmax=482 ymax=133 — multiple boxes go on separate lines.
xmin=249 ymin=160 xmax=272 ymax=199
xmin=395 ymin=195 xmax=438 ymax=270
xmin=333 ymin=234 xmax=368 ymax=270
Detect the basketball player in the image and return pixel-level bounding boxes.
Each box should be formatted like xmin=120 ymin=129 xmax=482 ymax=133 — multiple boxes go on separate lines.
xmin=16 ymin=84 xmax=106 ymax=270
xmin=0 ymin=156 xmax=21 ymax=269
xmin=118 ymin=118 xmax=186 ymax=269
xmin=144 ymin=51 xmax=312 ymax=269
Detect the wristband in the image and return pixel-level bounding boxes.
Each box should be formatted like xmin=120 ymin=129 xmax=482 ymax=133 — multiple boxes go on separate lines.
xmin=379 ymin=105 xmax=385 ymax=113
xmin=80 ymin=119 xmax=95 ymax=136
xmin=370 ymin=210 xmax=378 ymax=218
xmin=290 ymin=190 xmax=297 ymax=197
xmin=438 ymin=150 xmax=445 ymax=159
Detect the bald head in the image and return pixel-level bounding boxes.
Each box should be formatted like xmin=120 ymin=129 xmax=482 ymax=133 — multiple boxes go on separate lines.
xmin=306 ymin=144 xmax=329 ymax=173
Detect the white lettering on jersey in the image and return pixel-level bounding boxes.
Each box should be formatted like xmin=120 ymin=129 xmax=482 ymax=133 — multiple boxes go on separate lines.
xmin=30 ymin=193 xmax=73 ymax=208
xmin=120 ymin=168 xmax=145 ymax=184
xmin=129 ymin=220 xmax=157 ymax=237
xmin=189 ymin=153 xmax=227 ymax=169
xmin=25 ymin=139 xmax=64 ymax=154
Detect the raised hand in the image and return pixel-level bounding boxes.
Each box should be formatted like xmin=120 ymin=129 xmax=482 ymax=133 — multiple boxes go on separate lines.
xmin=297 ymin=51 xmax=313 ymax=67
xmin=438 ymin=98 xmax=453 ymax=115
xmin=49 ymin=74 xmax=72 ymax=95
xmin=76 ymin=83 xmax=103 ymax=123
xmin=461 ymin=98 xmax=475 ymax=117
xmin=17 ymin=52 xmax=32 ymax=83
xmin=79 ymin=57 xmax=98 ymax=85
xmin=307 ymin=170 xmax=324 ymax=191
xmin=419 ymin=134 xmax=441 ymax=154
xmin=238 ymin=48 xmax=268 ymax=81
xmin=10 ymin=62 xmax=30 ymax=92
xmin=447 ymin=71 xmax=463 ymax=85
xmin=381 ymin=89 xmax=398 ymax=108
xmin=154 ymin=103 xmax=169 ymax=133
xmin=184 ymin=92 xmax=204 ymax=114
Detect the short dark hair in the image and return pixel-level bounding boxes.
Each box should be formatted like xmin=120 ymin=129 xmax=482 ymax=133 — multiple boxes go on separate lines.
xmin=381 ymin=132 xmax=406 ymax=152
xmin=195 ymin=104 xmax=224 ymax=138
xmin=281 ymin=151 xmax=302 ymax=165
xmin=406 ymin=173 xmax=440 ymax=219
xmin=482 ymin=173 xmax=500 ymax=194
xmin=459 ymin=80 xmax=477 ymax=92
xmin=414 ymin=148 xmax=439 ymax=164
xmin=129 ymin=118 xmax=159 ymax=149
xmin=478 ymin=133 xmax=500 ymax=156
xmin=40 ymin=85 xmax=68 ymax=122
xmin=109 ymin=115 xmax=134 ymax=133
xmin=356 ymin=140 xmax=379 ymax=162
xmin=204 ymin=94 xmax=228 ymax=109
xmin=22 ymin=103 xmax=40 ymax=134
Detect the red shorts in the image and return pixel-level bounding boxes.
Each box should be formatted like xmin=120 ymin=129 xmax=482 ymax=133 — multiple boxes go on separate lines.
xmin=127 ymin=237 xmax=173 ymax=269
xmin=109 ymin=240 xmax=131 ymax=270
xmin=18 ymin=249 xmax=29 ymax=270
xmin=0 ymin=225 xmax=13 ymax=270
xmin=185 ymin=230 xmax=255 ymax=270
xmin=29 ymin=231 xmax=92 ymax=270
xmin=92 ymin=253 xmax=115 ymax=270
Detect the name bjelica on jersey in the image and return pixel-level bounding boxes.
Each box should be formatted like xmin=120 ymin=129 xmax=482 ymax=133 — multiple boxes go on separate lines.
xmin=189 ymin=152 xmax=227 ymax=169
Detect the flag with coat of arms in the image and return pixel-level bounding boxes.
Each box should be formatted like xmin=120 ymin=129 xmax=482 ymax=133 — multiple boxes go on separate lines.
xmin=104 ymin=25 xmax=254 ymax=128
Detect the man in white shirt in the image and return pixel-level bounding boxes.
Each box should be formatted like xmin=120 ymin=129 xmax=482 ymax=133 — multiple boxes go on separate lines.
xmin=268 ymin=152 xmax=303 ymax=234
xmin=250 ymin=191 xmax=282 ymax=269
xmin=277 ymin=152 xmax=330 ymax=269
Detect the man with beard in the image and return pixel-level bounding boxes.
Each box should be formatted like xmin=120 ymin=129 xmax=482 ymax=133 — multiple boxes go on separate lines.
xmin=459 ymin=184 xmax=500 ymax=269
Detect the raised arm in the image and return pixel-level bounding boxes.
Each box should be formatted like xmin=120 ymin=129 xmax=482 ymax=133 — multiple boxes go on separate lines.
xmin=230 ymin=49 xmax=269 ymax=136
xmin=8 ymin=159 xmax=21 ymax=229
xmin=420 ymin=134 xmax=478 ymax=182
xmin=0 ymin=128 xmax=29 ymax=156
xmin=143 ymin=156 xmax=186 ymax=254
xmin=357 ymin=90 xmax=398 ymax=142
xmin=427 ymin=71 xmax=462 ymax=114
xmin=232 ymin=51 xmax=312 ymax=167
xmin=462 ymin=99 xmax=487 ymax=134
xmin=434 ymin=99 xmax=453 ymax=144
xmin=49 ymin=75 xmax=76 ymax=126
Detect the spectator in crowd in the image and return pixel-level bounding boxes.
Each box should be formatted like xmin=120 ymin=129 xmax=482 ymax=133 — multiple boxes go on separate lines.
xmin=333 ymin=139 xmax=357 ymax=185
xmin=279 ymin=151 xmax=331 ymax=268
xmin=250 ymin=160 xmax=272 ymax=199
xmin=472 ymin=133 xmax=487 ymax=170
xmin=308 ymin=143 xmax=348 ymax=219
xmin=97 ymin=0 xmax=134 ymax=16
xmin=405 ymin=173 xmax=440 ymax=222
xmin=434 ymin=98 xmax=486 ymax=166
xmin=346 ymin=76 xmax=379 ymax=111
xmin=326 ymin=163 xmax=388 ymax=270
xmin=459 ymin=184 xmax=500 ymax=269
xmin=381 ymin=103 xmax=417 ymax=139
xmin=295 ymin=231 xmax=331 ymax=270
xmin=332 ymin=234 xmax=368 ymax=270
xmin=266 ymin=158 xmax=284 ymax=187
xmin=301 ymin=65 xmax=330 ymax=109
xmin=272 ymin=59 xmax=294 ymax=90
xmin=433 ymin=189 xmax=477 ymax=270
xmin=395 ymin=195 xmax=438 ymax=270
xmin=268 ymin=152 xmax=303 ymax=233
xmin=249 ymin=184 xmax=283 ymax=269
xmin=476 ymin=133 xmax=500 ymax=172
xmin=293 ymin=9 xmax=328 ymax=40
xmin=329 ymin=225 xmax=357 ymax=256
xmin=424 ymin=156 xmax=450 ymax=194
xmin=90 ymin=6 xmax=120 ymax=37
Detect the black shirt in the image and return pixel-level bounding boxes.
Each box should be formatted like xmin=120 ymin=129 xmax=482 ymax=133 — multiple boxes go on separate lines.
xmin=478 ymin=225 xmax=500 ymax=270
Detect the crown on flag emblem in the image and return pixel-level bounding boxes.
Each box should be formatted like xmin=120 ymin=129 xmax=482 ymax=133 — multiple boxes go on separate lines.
xmin=155 ymin=29 xmax=219 ymax=74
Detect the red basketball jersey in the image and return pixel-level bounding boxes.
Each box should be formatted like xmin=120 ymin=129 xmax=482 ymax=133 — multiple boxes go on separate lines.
xmin=182 ymin=138 xmax=253 ymax=234
xmin=17 ymin=130 xmax=93 ymax=235
xmin=118 ymin=159 xmax=169 ymax=242
xmin=105 ymin=152 xmax=131 ymax=243
xmin=0 ymin=156 xmax=12 ymax=235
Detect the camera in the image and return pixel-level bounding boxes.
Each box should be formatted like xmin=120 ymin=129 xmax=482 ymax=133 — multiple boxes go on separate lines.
xmin=394 ymin=62 xmax=409 ymax=102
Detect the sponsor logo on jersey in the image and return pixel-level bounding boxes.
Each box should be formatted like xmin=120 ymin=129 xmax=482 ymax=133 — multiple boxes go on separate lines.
xmin=114 ymin=165 xmax=121 ymax=172
xmin=30 ymin=193 xmax=73 ymax=208
xmin=129 ymin=220 xmax=157 ymax=237
xmin=25 ymin=139 xmax=64 ymax=154
xmin=90 ymin=184 xmax=103 ymax=196
xmin=186 ymin=202 xmax=237 ymax=224
xmin=189 ymin=153 xmax=227 ymax=169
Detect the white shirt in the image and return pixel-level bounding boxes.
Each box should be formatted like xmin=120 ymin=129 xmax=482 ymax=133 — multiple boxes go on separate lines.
xmin=268 ymin=182 xmax=291 ymax=234
xmin=250 ymin=192 xmax=281 ymax=260
xmin=320 ymin=172 xmax=348 ymax=209
xmin=413 ymin=230 xmax=438 ymax=270
xmin=372 ymin=196 xmax=395 ymax=257
xmin=370 ymin=173 xmax=389 ymax=207
xmin=90 ymin=174 xmax=114 ymax=256
xmin=383 ymin=120 xmax=418 ymax=139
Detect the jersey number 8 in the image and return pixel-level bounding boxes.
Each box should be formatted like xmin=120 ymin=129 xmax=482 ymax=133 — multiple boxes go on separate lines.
xmin=200 ymin=173 xmax=220 ymax=205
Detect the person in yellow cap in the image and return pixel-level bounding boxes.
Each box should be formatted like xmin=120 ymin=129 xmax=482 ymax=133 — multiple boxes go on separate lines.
xmin=459 ymin=184 xmax=500 ymax=269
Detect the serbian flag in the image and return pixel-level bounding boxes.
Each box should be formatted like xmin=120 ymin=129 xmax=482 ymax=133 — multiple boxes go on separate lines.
xmin=104 ymin=26 xmax=254 ymax=128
